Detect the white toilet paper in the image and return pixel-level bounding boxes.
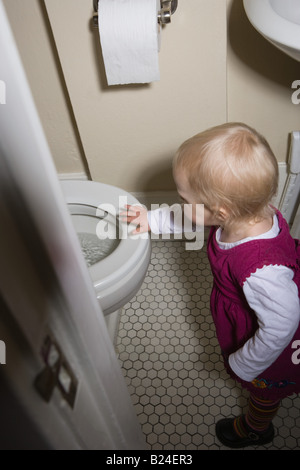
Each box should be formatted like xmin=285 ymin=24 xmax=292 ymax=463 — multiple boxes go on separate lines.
xmin=98 ymin=0 xmax=160 ymax=86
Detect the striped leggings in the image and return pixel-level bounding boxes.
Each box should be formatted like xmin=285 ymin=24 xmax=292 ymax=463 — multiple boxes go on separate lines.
xmin=234 ymin=393 xmax=280 ymax=436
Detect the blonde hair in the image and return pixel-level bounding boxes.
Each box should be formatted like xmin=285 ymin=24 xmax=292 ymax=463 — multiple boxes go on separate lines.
xmin=173 ymin=123 xmax=279 ymax=225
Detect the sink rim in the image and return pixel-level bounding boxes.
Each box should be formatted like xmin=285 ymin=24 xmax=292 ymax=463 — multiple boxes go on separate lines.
xmin=243 ymin=0 xmax=300 ymax=56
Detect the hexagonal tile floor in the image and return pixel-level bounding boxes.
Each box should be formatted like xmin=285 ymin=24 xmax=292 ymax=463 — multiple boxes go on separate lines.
xmin=116 ymin=240 xmax=300 ymax=450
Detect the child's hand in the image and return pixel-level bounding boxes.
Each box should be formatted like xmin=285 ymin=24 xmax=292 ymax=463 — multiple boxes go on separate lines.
xmin=120 ymin=204 xmax=150 ymax=235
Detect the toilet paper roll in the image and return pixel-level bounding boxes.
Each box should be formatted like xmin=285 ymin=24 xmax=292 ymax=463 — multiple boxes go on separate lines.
xmin=98 ymin=0 xmax=160 ymax=86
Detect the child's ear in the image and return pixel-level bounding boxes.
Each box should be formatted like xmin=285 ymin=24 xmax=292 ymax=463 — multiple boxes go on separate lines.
xmin=216 ymin=207 xmax=230 ymax=223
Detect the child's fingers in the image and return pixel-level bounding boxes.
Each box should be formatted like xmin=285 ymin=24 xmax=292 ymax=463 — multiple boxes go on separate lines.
xmin=119 ymin=205 xmax=148 ymax=232
xmin=123 ymin=204 xmax=140 ymax=211
xmin=120 ymin=217 xmax=140 ymax=225
xmin=120 ymin=205 xmax=141 ymax=217
xmin=119 ymin=212 xmax=142 ymax=224
xmin=119 ymin=211 xmax=138 ymax=218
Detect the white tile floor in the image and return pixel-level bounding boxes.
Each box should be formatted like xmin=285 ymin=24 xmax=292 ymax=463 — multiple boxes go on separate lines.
xmin=116 ymin=240 xmax=300 ymax=450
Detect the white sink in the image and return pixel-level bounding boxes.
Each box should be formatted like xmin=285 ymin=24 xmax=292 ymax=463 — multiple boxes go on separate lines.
xmin=243 ymin=0 xmax=300 ymax=62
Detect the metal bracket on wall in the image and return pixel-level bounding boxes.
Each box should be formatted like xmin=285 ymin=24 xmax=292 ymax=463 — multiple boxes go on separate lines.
xmin=92 ymin=0 xmax=178 ymax=28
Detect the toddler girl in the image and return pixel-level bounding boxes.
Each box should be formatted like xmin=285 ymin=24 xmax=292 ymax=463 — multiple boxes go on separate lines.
xmin=122 ymin=123 xmax=300 ymax=448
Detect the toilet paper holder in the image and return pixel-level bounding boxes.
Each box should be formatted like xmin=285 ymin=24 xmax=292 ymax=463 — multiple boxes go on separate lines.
xmin=93 ymin=0 xmax=178 ymax=28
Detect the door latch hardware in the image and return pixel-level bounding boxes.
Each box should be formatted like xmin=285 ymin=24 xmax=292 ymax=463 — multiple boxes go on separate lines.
xmin=34 ymin=335 xmax=78 ymax=408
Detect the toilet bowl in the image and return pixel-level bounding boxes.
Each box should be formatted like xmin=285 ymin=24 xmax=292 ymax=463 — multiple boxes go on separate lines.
xmin=60 ymin=180 xmax=151 ymax=319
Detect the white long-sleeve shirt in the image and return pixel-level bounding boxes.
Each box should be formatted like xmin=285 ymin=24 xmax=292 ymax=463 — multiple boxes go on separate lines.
xmin=148 ymin=207 xmax=300 ymax=382
xmin=230 ymin=265 xmax=300 ymax=381
xmin=148 ymin=204 xmax=201 ymax=234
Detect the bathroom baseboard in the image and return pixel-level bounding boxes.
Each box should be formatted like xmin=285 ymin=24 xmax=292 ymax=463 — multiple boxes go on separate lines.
xmin=131 ymin=191 xmax=180 ymax=209
xmin=57 ymin=162 xmax=288 ymax=209
xmin=131 ymin=163 xmax=287 ymax=210
xmin=58 ymin=172 xmax=89 ymax=181
xmin=276 ymin=162 xmax=288 ymax=208
xmin=58 ymin=163 xmax=287 ymax=217
xmin=131 ymin=163 xmax=287 ymax=244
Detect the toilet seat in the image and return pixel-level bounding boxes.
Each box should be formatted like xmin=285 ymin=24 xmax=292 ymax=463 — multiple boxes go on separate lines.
xmin=60 ymin=180 xmax=151 ymax=314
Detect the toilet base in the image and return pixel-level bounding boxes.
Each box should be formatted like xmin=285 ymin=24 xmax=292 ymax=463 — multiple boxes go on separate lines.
xmin=105 ymin=309 xmax=122 ymax=345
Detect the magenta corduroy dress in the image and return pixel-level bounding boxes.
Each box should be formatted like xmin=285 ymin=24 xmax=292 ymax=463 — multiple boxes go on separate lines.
xmin=207 ymin=210 xmax=300 ymax=400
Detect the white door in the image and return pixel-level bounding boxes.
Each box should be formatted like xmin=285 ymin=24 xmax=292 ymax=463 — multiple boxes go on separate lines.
xmin=0 ymin=1 xmax=145 ymax=450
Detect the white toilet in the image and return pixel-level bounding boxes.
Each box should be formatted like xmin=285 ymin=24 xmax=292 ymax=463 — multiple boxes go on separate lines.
xmin=60 ymin=180 xmax=151 ymax=341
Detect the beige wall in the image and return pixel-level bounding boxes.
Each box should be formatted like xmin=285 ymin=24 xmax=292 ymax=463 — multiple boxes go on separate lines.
xmin=4 ymin=0 xmax=300 ymax=192
xmin=44 ymin=0 xmax=227 ymax=191
xmin=3 ymin=0 xmax=87 ymax=176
